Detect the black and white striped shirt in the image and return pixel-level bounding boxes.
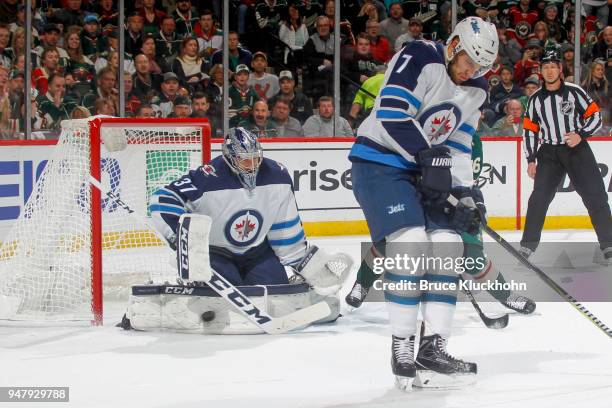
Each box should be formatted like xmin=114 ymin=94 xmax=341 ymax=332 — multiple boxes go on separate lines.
xmin=522 ymin=81 xmax=602 ymax=162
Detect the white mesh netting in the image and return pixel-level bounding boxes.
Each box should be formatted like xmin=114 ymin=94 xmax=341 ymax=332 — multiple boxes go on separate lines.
xmin=0 ymin=117 xmax=206 ymax=322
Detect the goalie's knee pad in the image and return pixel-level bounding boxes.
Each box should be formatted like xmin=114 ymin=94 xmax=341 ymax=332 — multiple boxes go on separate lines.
xmin=296 ymin=246 xmax=353 ymax=296
xmin=126 ymin=283 xmax=339 ymax=334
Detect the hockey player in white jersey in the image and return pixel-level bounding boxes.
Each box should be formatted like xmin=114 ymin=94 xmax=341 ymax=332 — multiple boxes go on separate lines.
xmin=349 ymin=17 xmax=498 ymax=389
xmin=149 ymin=127 xmax=350 ymax=292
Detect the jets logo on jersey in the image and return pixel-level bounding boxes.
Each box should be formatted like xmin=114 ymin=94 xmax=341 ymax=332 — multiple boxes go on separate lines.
xmin=201 ymin=164 xmax=218 ymax=177
xmin=224 ymin=209 xmax=263 ymax=247
xmin=418 ymin=103 xmax=463 ymax=144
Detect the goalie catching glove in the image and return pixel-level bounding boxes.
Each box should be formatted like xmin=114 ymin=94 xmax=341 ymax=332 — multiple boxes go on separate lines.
xmin=294 ymin=246 xmax=353 ymax=296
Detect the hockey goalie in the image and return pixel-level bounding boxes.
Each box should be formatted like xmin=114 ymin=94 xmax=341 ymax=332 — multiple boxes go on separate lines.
xmin=122 ymin=127 xmax=353 ymax=334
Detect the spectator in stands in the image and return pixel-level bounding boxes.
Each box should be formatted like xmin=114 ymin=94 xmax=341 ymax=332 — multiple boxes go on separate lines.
xmin=541 ymin=3 xmax=564 ymax=43
xmin=94 ymin=97 xmax=116 ymax=115
xmin=582 ymin=1 xmax=608 ymax=27
xmin=211 ymin=31 xmax=253 ymax=74
xmin=279 ymin=3 xmax=308 ymax=68
xmin=32 ymin=48 xmax=60 ymax=95
xmin=429 ymin=1 xmax=452 ymax=43
xmin=582 ymin=59 xmax=610 ymax=125
xmin=268 ymin=70 xmax=313 ymax=123
xmin=514 ymin=39 xmax=542 ymax=87
xmin=195 ymin=9 xmax=223 ymax=59
xmin=168 ymin=95 xmax=192 ymax=118
xmin=592 ymin=26 xmax=611 ymax=61
xmin=519 ymin=75 xmax=540 ymax=110
xmin=96 ymin=0 xmax=119 ymax=29
xmin=323 ymin=0 xmax=355 ymax=46
xmin=173 ymin=0 xmax=199 ymax=37
xmin=255 ymin=0 xmax=287 ymax=41
xmin=271 ymin=97 xmax=303 ymax=137
xmin=299 ymin=0 xmax=323 ymax=31
xmin=303 ymin=96 xmax=353 ymax=137
xmin=507 ymin=0 xmax=539 ymax=48
xmin=141 ymin=34 xmax=164 ymax=75
xmin=239 ymin=99 xmax=278 ymax=137
xmin=70 ymin=105 xmax=91 ymax=119
xmin=81 ymin=15 xmax=107 ymax=59
xmin=352 ymin=1 xmax=379 ymax=36
xmin=34 ymin=24 xmax=69 ymax=68
xmin=379 ymin=3 xmax=409 ymax=47
xmin=497 ymin=25 xmax=523 ymax=67
xmin=126 ymin=12 xmax=145 ymax=58
xmin=52 ymin=0 xmax=86 ymax=28
xmin=82 ymin=66 xmax=118 ymax=114
xmin=124 ymin=72 xmax=141 ymax=117
xmin=155 ymin=16 xmax=181 ymax=65
xmin=135 ymin=104 xmax=156 ymax=118
xmin=96 ymin=30 xmax=136 ymax=75
xmin=484 ymin=54 xmax=504 ymax=90
xmin=342 ymin=33 xmax=380 ymax=114
xmin=139 ymin=0 xmax=167 ymax=35
xmin=303 ymin=16 xmax=334 ymax=102
xmin=560 ymin=43 xmax=577 ymax=83
xmin=394 ymin=18 xmax=424 ymax=53
xmin=228 ymin=64 xmax=260 ymax=126
xmin=248 ymin=51 xmax=279 ymax=101
xmin=531 ymin=21 xmax=555 ymax=49
xmin=0 ymin=66 xmax=11 ymax=138
xmin=365 ymin=20 xmax=391 ymax=63
xmin=37 ymin=74 xmax=78 ymax=130
xmin=171 ymin=36 xmax=209 ymax=93
xmin=205 ymin=63 xmax=224 ymax=123
xmin=152 ymin=72 xmax=181 ymax=117
xmin=64 ymin=26 xmax=95 ymax=100
xmin=348 ymin=64 xmax=385 ymax=129
xmin=0 ymin=24 xmax=13 ymax=69
xmin=132 ymin=53 xmax=162 ymax=104
xmin=490 ymin=99 xmax=524 ymax=136
xmin=489 ymin=66 xmax=524 ymax=120
xmin=6 ymin=27 xmax=25 ymax=64
xmin=191 ymin=91 xmax=219 ymax=135
xmin=0 ymin=1 xmax=18 ymax=26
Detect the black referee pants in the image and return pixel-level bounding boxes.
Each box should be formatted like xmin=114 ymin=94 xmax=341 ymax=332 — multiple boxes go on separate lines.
xmin=521 ymin=142 xmax=612 ymax=251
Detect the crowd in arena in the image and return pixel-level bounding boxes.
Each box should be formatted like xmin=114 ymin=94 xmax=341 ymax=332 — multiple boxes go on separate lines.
xmin=0 ymin=0 xmax=610 ymax=139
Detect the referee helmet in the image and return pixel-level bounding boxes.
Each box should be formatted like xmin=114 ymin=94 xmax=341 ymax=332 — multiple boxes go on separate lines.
xmin=540 ymin=48 xmax=561 ymax=64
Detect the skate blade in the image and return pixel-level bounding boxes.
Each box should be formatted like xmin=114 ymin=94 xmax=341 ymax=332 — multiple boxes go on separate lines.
xmin=394 ymin=376 xmax=415 ymax=392
xmin=413 ymin=370 xmax=476 ymax=390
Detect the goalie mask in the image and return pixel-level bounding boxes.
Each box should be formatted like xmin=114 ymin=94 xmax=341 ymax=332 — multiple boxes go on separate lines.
xmin=445 ymin=16 xmax=499 ymax=78
xmin=222 ymin=127 xmax=263 ymax=190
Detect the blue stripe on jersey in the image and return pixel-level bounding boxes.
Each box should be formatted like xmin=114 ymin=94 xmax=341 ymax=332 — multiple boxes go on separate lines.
xmin=149 ymin=204 xmax=186 ymax=215
xmin=376 ymin=109 xmax=412 ymax=120
xmin=444 ymin=140 xmax=471 ymax=153
xmin=269 ymin=230 xmax=305 ymax=246
xmin=384 ymin=292 xmax=421 ymax=306
xmin=158 ymin=195 xmax=183 ymax=206
xmin=270 ymin=216 xmax=301 ymax=231
xmin=381 ymin=119 xmax=430 ymax=156
xmin=458 ymin=122 xmax=476 ymax=135
xmin=349 ymin=143 xmax=419 ymax=170
xmin=422 ymin=293 xmax=457 ymax=305
xmin=380 ymin=97 xmax=411 ymax=111
xmin=380 ymin=86 xmax=422 ymax=109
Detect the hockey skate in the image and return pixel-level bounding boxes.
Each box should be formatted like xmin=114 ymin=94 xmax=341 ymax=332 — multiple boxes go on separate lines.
xmin=414 ymin=334 xmax=476 ymax=389
xmin=500 ymin=292 xmax=536 ymax=314
xmin=391 ymin=335 xmax=416 ymax=391
xmin=345 ymin=281 xmax=369 ymax=309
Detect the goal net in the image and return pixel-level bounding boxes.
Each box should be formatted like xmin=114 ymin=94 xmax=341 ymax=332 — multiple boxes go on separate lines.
xmin=0 ymin=117 xmax=211 ymax=324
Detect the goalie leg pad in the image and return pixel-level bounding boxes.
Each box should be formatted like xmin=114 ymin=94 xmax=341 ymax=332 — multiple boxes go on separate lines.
xmin=296 ymin=246 xmax=354 ymax=296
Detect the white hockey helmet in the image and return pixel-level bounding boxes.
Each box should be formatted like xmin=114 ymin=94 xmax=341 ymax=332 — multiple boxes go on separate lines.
xmin=446 ymin=17 xmax=499 ymax=78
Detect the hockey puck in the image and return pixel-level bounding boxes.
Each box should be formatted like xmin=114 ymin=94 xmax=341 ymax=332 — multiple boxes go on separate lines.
xmin=201 ymin=311 xmax=215 ymax=322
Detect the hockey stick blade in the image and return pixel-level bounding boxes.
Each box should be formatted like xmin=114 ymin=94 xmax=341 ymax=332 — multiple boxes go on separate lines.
xmin=460 ymin=277 xmax=509 ymax=329
xmin=447 ymin=196 xmax=612 ymax=339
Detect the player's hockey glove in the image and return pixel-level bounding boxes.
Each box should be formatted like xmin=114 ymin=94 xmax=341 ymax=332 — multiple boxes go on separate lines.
xmin=448 ymin=187 xmax=481 ymax=234
xmin=470 ymin=186 xmax=487 ymax=223
xmin=416 ymin=146 xmax=452 ymax=206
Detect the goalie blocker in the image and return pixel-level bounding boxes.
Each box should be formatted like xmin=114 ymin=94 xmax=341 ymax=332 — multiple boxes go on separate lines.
xmin=125 ymin=214 xmax=353 ymax=334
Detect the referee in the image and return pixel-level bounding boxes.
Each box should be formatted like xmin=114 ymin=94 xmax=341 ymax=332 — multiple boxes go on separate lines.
xmin=520 ymin=48 xmax=612 ymax=264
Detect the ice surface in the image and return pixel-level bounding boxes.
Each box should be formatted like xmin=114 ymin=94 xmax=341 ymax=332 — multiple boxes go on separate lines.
xmin=1 ymin=231 xmax=611 ymax=408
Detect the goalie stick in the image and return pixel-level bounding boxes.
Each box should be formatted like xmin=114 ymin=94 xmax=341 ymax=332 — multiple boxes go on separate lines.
xmin=447 ymin=195 xmax=612 ymax=339
xmin=89 ymin=176 xmax=331 ymax=334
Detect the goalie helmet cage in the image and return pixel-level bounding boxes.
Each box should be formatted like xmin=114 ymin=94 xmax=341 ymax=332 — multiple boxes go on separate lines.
xmin=0 ymin=117 xmax=211 ymax=325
